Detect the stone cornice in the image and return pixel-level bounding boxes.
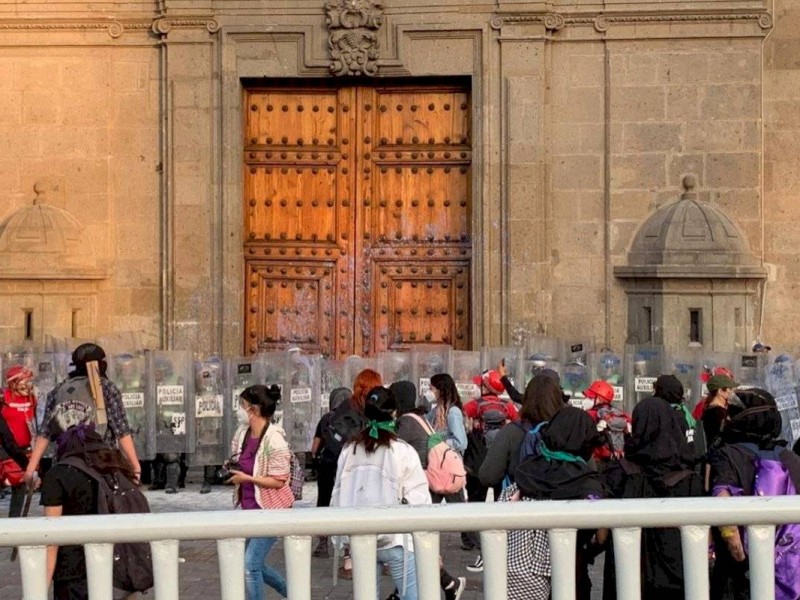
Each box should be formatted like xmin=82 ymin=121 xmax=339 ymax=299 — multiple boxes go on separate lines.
xmin=490 ymin=9 xmax=773 ymax=35
xmin=0 ymin=16 xmax=220 ymax=39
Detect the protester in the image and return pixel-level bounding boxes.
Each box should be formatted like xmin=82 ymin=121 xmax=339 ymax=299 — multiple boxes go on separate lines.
xmin=653 ymin=375 xmax=705 ymax=470
xmin=708 ymin=388 xmax=800 ymax=600
xmin=310 ymin=387 xmax=352 ymax=558
xmin=351 ymin=369 xmax=383 ymax=415
xmin=227 ymin=385 xmax=292 ymax=600
xmin=584 ymin=380 xmax=631 ymax=464
xmin=695 ymin=374 xmax=739 ymax=446
xmin=24 ymin=343 xmax=141 ymax=486
xmin=331 ymin=386 xmax=430 ymax=600
xmin=0 ymin=366 xmax=36 ymax=517
xmin=427 ymin=374 xmax=468 ymax=456
xmin=41 ymin=425 xmax=140 ymax=600
xmin=461 ymin=369 xmax=519 ymax=571
xmin=478 ymin=373 xmax=564 ymax=488
xmin=393 ymin=380 xmax=465 ymax=600
xmin=503 ymin=406 xmax=606 ymax=600
xmin=602 ymin=395 xmax=703 ymax=599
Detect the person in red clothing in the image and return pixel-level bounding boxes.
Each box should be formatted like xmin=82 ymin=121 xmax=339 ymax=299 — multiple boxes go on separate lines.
xmin=584 ymin=380 xmax=631 ymax=463
xmin=1 ymin=365 xmax=37 ymax=517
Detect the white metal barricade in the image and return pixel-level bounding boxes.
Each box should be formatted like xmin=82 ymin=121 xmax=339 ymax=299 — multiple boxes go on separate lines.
xmin=1 ymin=496 xmax=797 ymax=600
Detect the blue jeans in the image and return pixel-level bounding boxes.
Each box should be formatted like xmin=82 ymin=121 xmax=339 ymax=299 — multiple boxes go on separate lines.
xmin=244 ymin=537 xmax=287 ymax=600
xmin=375 ymin=546 xmax=418 ymax=600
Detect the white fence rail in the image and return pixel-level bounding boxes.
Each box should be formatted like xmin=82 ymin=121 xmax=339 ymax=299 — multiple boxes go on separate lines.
xmin=2 ymin=496 xmax=798 ymax=600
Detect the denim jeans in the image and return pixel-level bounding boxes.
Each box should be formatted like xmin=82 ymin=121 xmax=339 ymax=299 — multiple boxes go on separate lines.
xmin=375 ymin=546 xmax=418 ymax=600
xmin=244 ymin=537 xmax=287 ymax=600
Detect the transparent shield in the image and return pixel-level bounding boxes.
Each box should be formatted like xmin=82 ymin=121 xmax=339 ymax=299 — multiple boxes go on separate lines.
xmin=343 ymin=355 xmax=380 ymax=391
xmin=149 ymin=351 xmax=193 ymax=455
xmin=189 ymin=356 xmax=226 ymax=466
xmin=224 ymin=358 xmax=265 ymax=456
xmin=259 ymin=351 xmax=289 ymax=429
xmin=320 ymin=359 xmax=347 ymax=414
xmin=624 ymin=345 xmax=665 ymax=412
xmin=481 ymin=346 xmax=522 ymax=401
xmin=378 ymin=352 xmax=412 ymax=386
xmin=590 ymin=351 xmax=624 ymax=405
xmin=286 ymin=352 xmax=321 ymax=453
xmin=562 ymin=341 xmax=592 ymax=405
xmin=766 ymin=354 xmax=800 ymax=446
xmin=733 ymin=353 xmax=767 ymax=389
xmin=665 ymin=353 xmax=700 ymax=410
xmin=526 ymin=336 xmax=563 ymax=366
xmin=411 ymin=345 xmax=452 ymax=399
xmin=109 ymin=353 xmax=152 ymax=460
xmin=452 ymin=351 xmax=481 ymax=402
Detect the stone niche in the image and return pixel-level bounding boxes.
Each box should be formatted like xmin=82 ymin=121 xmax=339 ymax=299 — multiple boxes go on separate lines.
xmin=0 ymin=180 xmax=107 ymax=345
xmin=615 ymin=175 xmax=767 ymax=354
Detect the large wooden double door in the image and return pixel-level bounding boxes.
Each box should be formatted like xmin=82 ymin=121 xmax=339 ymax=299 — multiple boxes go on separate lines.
xmin=243 ymin=80 xmax=472 ymax=358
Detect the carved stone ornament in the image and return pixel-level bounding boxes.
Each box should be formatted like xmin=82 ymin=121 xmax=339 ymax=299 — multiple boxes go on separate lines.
xmin=325 ymin=0 xmax=384 ymax=76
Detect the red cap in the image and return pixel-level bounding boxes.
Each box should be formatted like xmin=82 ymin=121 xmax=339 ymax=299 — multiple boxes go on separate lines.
xmin=584 ymin=380 xmax=614 ymax=404
xmin=6 ymin=365 xmax=33 ymax=383
xmin=473 ymin=370 xmax=504 ymax=395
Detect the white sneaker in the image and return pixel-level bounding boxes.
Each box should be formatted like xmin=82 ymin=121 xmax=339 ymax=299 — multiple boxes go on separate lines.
xmin=466 ymin=554 xmax=483 ymax=573
xmin=453 ymin=576 xmax=467 ymax=600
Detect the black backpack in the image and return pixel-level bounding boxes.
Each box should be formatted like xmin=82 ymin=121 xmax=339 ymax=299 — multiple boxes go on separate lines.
xmin=321 ymin=400 xmax=366 ymax=461
xmin=58 ymin=456 xmax=154 ymax=593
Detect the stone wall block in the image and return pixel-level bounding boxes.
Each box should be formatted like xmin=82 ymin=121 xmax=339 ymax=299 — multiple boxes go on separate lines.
xmin=700 ymin=84 xmax=760 ymax=120
xmin=659 ymin=53 xmax=710 ymax=84
xmin=611 ymin=154 xmax=666 ymax=189
xmin=708 ymin=52 xmax=761 ymax=84
xmin=553 ymin=155 xmax=602 ymax=190
xmin=0 ymin=91 xmax=23 ymax=125
xmin=622 ymin=122 xmax=681 ymax=153
xmin=666 ymin=85 xmax=699 ymax=120
xmin=668 ymin=154 xmax=705 ymax=187
xmin=706 ymin=152 xmax=759 ymax=188
xmin=611 ymin=86 xmax=665 ymax=122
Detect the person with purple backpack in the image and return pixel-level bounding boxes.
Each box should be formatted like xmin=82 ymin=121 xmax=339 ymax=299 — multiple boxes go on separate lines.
xmin=708 ymin=387 xmax=800 ymax=600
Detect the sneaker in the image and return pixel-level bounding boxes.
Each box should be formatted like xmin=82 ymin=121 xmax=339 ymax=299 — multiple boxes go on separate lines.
xmin=452 ymin=577 xmax=467 ymax=600
xmin=165 ymin=486 xmax=178 ymax=494
xmin=466 ymin=554 xmax=483 ymax=573
xmin=200 ymin=482 xmax=212 ymax=494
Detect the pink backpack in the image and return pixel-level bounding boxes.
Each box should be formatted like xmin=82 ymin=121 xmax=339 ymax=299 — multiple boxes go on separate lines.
xmin=408 ymin=414 xmax=467 ymax=495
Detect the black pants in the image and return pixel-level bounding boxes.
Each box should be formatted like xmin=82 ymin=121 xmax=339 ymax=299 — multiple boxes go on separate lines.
xmin=463 ymin=474 xmax=501 ymax=549
xmin=316 ymin=461 xmax=337 ymax=508
xmin=54 ymin=578 xmax=88 ymax=600
xmin=8 ymin=484 xmax=25 ymax=518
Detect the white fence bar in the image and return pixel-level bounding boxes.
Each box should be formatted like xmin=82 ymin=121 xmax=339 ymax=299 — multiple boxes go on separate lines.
xmin=748 ymin=524 xmax=776 ymax=600
xmin=150 ymin=539 xmax=180 ymax=600
xmin=411 ymin=530 xmax=440 ymax=600
xmin=84 ymin=542 xmax=114 ymax=599
xmin=284 ymin=535 xmax=312 ymax=600
xmin=480 ymin=529 xmax=507 ymax=599
xmin=350 ymin=534 xmax=377 ymax=600
xmin=217 ymin=537 xmax=246 ymax=600
xmin=549 ymin=528 xmax=577 ymax=600
xmin=680 ymin=525 xmax=710 ymax=600
xmin=19 ymin=545 xmax=47 ymax=600
xmin=613 ymin=527 xmax=641 ymax=600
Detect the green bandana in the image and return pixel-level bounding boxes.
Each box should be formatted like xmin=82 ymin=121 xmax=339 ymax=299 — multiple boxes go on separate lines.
xmin=538 ymin=442 xmax=586 ymax=465
xmin=674 ymin=403 xmax=697 ymax=429
xmin=367 ymin=419 xmax=396 ymax=439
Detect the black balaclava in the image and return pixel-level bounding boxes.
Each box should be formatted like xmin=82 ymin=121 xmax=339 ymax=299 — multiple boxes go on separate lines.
xmin=389 ymin=381 xmax=418 ymax=416
xmin=625 ymin=396 xmax=687 ymax=477
xmin=722 ymin=387 xmax=784 ymax=450
xmin=654 ymin=375 xmax=684 ymax=405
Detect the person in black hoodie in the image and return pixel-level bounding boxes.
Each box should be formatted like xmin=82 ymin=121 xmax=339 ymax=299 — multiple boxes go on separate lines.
xmin=602 ymin=394 xmax=703 ymax=600
xmin=503 ymin=407 xmax=605 ymax=600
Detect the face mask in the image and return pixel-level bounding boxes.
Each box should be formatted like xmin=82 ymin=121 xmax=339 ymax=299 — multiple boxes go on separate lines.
xmin=236 ymin=406 xmax=250 ymax=426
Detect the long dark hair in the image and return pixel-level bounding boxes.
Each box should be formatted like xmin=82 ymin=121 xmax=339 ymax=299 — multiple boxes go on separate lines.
xmin=241 ymin=384 xmax=280 ymax=418
xmin=430 ymin=373 xmax=463 ymax=411
xmin=353 ymin=386 xmax=397 ymax=453
xmin=520 ymin=376 xmax=564 ymax=425
xmin=57 ymin=425 xmax=137 ymax=482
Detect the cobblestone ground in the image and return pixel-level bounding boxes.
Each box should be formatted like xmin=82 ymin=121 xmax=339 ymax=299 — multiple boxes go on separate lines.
xmin=0 ymin=478 xmax=604 ymax=599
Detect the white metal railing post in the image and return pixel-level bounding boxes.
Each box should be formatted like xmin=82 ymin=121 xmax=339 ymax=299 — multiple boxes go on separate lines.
xmin=480 ymin=529 xmax=507 ymax=599
xmin=411 ymin=531 xmax=441 ymax=600
xmin=747 ymin=524 xmax=776 ymax=600
xmin=150 ymin=539 xmax=181 ymax=599
xmin=83 ymin=542 xmax=114 ymax=599
xmin=349 ymin=534 xmax=378 ymax=600
xmin=680 ymin=525 xmax=710 ymax=600
xmin=549 ymin=528 xmax=577 ymax=600
xmin=612 ymin=527 xmax=641 ymax=600
xmin=216 ymin=537 xmax=246 ymax=600
xmin=284 ymin=535 xmax=312 ymax=600
xmin=18 ymin=545 xmax=48 ymax=600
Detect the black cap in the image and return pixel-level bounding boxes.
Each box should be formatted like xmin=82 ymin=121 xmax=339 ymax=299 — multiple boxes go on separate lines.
xmin=71 ymin=343 xmax=106 ymax=366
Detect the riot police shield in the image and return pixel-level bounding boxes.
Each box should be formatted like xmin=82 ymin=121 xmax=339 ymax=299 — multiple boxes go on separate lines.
xmin=188 ymin=356 xmax=226 ymax=467
xmin=109 ymin=353 xmax=152 ymax=460
xmin=411 ymin=345 xmax=452 ymax=400
xmin=32 ymin=352 xmax=70 ymax=433
xmin=320 ymin=358 xmax=347 ymax=414
xmin=481 ymin=346 xmax=522 ymax=401
xmin=733 ymin=353 xmax=767 ymax=389
xmin=378 ymin=352 xmax=413 ymax=386
xmin=589 ymin=351 xmax=625 ymax=405
xmin=452 ymin=350 xmax=481 ymax=402
xmin=259 ymin=351 xmax=289 ymax=429
xmin=285 ymin=351 xmax=321 ymax=453
xmin=149 ymin=351 xmax=194 ymax=455
xmin=664 ymin=353 xmax=700 ymax=410
xmin=624 ymin=345 xmax=665 ymax=412
xmin=562 ymin=341 xmax=592 ymax=407
xmin=343 ymin=355 xmax=380 ymax=390
xmin=224 ymin=357 xmax=265 ymax=456
xmin=766 ymin=353 xmax=800 ymax=446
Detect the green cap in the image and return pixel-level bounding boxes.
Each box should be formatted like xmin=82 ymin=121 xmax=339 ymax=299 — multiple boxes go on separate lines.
xmin=707 ymin=374 xmax=738 ymax=391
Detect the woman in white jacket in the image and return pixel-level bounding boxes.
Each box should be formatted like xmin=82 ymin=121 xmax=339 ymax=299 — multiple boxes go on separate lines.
xmin=331 ymin=386 xmax=431 ymax=600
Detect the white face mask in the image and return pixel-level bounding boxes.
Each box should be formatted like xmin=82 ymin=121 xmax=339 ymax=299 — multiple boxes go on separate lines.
xmin=236 ymin=406 xmax=250 ymax=426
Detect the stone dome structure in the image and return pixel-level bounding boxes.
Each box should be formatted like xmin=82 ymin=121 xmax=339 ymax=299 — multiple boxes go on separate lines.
xmin=0 ymin=181 xmax=103 ymax=279
xmin=616 ymin=175 xmax=766 ymax=279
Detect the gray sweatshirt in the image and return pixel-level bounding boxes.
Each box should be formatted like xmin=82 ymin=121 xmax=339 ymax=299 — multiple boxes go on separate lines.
xmin=478 ymin=421 xmax=527 ymax=487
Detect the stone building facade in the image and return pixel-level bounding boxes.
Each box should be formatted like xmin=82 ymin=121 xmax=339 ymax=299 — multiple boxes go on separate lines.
xmin=0 ymin=0 xmax=796 ymax=358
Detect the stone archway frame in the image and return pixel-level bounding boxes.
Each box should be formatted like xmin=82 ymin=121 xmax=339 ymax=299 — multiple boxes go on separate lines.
xmin=214 ymin=17 xmax=502 ymax=356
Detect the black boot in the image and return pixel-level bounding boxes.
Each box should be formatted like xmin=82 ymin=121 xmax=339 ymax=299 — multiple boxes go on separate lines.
xmin=165 ymin=462 xmax=180 ymax=494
